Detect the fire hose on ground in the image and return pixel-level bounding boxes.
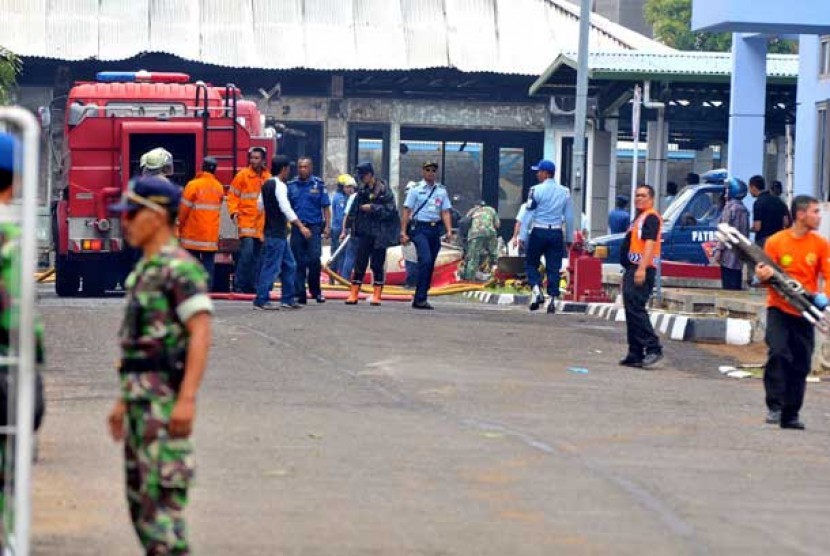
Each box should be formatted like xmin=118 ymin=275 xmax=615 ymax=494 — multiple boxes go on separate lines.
xmin=34 ymin=234 xmax=492 ymax=301
xmin=211 ymin=234 xmax=488 ymax=302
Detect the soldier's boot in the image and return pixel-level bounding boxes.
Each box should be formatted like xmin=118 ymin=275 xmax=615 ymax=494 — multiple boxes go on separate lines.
xmin=345 ymin=284 xmax=361 ymax=305
xmin=370 ymin=285 xmax=383 ymax=306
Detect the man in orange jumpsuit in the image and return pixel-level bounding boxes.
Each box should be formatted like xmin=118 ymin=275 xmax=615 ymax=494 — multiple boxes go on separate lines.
xmin=227 ymin=147 xmax=270 ymax=293
xmin=179 ymin=156 xmax=224 ymax=290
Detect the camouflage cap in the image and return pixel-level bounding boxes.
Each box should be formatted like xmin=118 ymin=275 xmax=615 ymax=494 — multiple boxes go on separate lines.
xmin=110 ymin=175 xmax=181 ymax=214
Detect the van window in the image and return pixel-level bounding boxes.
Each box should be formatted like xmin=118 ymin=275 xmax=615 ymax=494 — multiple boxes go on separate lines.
xmin=681 ymin=190 xmax=723 ymax=227
xmin=663 ymin=187 xmax=695 ymax=224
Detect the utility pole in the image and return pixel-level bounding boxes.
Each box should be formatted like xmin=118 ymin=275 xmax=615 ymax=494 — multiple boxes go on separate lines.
xmin=571 ymin=0 xmax=592 ymax=235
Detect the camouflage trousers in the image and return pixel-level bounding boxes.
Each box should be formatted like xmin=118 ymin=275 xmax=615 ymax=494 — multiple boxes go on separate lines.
xmin=125 ymin=398 xmax=194 ymax=555
xmin=463 ymin=235 xmax=498 ymax=280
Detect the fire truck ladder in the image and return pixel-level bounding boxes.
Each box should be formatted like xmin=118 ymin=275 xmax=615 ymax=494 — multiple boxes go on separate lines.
xmin=0 ymin=107 xmax=40 ymax=555
xmin=195 ymin=83 xmax=240 ymax=177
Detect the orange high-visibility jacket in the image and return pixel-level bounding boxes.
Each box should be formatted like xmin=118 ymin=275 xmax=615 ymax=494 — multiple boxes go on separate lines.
xmin=227 ymin=167 xmax=271 ymax=240
xmin=179 ymin=171 xmax=225 ymax=251
xmin=627 ymin=207 xmax=662 ymax=268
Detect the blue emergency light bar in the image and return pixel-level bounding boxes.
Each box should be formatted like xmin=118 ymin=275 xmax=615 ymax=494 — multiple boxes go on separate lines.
xmin=96 ymin=71 xmax=190 ymax=83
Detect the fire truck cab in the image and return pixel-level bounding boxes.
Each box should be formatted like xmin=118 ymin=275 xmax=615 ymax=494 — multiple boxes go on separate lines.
xmin=53 ymin=70 xmax=275 ymax=296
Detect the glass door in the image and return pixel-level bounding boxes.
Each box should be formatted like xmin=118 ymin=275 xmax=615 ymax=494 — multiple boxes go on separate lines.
xmin=349 ymin=124 xmax=390 ymax=180
xmin=487 ymin=134 xmax=543 ymax=241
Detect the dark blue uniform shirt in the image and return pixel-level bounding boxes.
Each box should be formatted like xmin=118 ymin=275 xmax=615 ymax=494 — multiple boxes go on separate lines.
xmin=288 ymin=175 xmax=330 ymax=225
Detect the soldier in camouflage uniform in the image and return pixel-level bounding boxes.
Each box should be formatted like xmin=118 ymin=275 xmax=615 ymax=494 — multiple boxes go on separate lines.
xmin=108 ymin=175 xmax=213 ymax=555
xmin=0 ymin=133 xmax=46 ymax=546
xmin=462 ymin=201 xmax=500 ymax=281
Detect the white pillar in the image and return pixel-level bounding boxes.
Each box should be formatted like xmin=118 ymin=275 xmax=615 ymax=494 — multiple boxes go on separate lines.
xmin=606 ymin=116 xmax=619 ymax=204
xmin=324 ymin=117 xmax=348 ymax=184
xmin=774 ymin=136 xmax=787 ymax=185
xmin=389 ymin=122 xmax=401 ymax=202
xmin=646 ymin=119 xmax=668 ymax=190
xmin=543 ymin=111 xmax=558 ymax=161
xmin=591 ymin=129 xmax=612 ymax=239
xmin=324 ymin=76 xmax=348 ymax=183
xmin=692 ymin=148 xmax=715 ymax=175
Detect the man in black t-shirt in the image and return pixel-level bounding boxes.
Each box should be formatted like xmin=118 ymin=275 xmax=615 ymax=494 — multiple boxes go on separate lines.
xmin=619 ymin=185 xmax=664 ymax=369
xmin=749 ymin=175 xmax=790 ymax=247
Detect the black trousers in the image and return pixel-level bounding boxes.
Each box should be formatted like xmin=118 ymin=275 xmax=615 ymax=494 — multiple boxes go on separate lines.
xmin=764 ymin=307 xmax=814 ymax=421
xmin=351 ymin=234 xmax=387 ymax=286
xmin=622 ymin=266 xmax=662 ymax=359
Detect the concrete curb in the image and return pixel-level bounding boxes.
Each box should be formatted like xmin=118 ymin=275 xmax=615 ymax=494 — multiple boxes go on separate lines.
xmin=461 ymin=291 xmax=753 ymax=345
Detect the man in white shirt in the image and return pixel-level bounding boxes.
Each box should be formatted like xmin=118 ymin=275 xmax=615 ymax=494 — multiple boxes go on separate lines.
xmin=253 ymin=155 xmax=310 ymax=310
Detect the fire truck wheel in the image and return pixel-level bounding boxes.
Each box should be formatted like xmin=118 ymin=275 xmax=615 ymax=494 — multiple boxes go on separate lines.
xmin=54 ymin=256 xmax=80 ymax=297
xmin=212 ymin=264 xmax=232 ymax=293
xmin=81 ymin=272 xmax=108 ymax=297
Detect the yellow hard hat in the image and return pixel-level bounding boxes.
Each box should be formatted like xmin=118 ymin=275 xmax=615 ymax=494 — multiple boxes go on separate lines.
xmin=337 ymin=173 xmax=356 ymax=187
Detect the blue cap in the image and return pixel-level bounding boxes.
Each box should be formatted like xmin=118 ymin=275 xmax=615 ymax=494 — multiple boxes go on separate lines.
xmin=531 ymin=159 xmax=555 ymax=173
xmin=355 ymin=161 xmax=374 ymax=177
xmin=109 ymin=176 xmax=181 ymax=214
xmin=0 ymin=133 xmax=19 ymax=173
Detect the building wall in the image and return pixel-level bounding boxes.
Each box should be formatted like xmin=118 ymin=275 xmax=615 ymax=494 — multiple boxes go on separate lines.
xmin=274 ymin=95 xmax=547 ymax=187
xmin=594 ymin=0 xmax=652 ymax=38
xmin=795 ymin=35 xmax=830 ymax=199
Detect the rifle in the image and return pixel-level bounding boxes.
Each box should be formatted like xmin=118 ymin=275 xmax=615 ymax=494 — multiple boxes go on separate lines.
xmin=715 ymin=223 xmax=830 ymax=332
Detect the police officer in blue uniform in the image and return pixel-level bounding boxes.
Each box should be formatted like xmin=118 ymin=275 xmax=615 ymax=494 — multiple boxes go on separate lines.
xmin=400 ymin=161 xmax=454 ymax=310
xmin=519 ymin=159 xmax=574 ymax=313
xmin=288 ymin=157 xmax=331 ymax=303
xmin=608 ymin=195 xmax=630 ymax=234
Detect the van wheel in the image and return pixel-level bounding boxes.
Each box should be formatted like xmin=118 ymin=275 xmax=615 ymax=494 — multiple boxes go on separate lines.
xmin=54 ymin=256 xmax=80 ymax=297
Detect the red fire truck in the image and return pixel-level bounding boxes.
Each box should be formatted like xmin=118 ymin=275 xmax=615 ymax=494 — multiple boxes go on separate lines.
xmin=52 ymin=70 xmax=275 ymax=296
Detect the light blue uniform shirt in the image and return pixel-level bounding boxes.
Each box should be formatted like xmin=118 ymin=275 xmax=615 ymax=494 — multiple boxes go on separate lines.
xmin=404 ymin=180 xmax=452 ymax=222
xmin=520 ymin=178 xmax=575 ymax=242
xmin=516 ymin=204 xmax=533 ymax=243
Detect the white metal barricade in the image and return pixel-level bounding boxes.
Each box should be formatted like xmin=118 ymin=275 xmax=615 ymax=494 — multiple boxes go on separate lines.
xmin=0 ymin=107 xmax=40 ymax=556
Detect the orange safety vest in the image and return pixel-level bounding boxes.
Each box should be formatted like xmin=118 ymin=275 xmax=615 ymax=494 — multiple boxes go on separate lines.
xmin=627 ymin=207 xmax=662 ymax=267
xmin=179 ymin=171 xmax=224 ymax=251
xmin=227 ymin=167 xmax=271 ymax=240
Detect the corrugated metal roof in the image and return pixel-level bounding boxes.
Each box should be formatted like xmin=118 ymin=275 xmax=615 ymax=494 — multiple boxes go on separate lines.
xmin=0 ymin=0 xmax=672 ymax=75
xmin=530 ymin=50 xmax=799 ymax=95
xmin=540 ymin=51 xmax=799 ymax=83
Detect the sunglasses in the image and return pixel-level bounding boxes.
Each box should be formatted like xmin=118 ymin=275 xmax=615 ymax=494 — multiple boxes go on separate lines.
xmin=424 ymin=168 xmax=437 ymax=173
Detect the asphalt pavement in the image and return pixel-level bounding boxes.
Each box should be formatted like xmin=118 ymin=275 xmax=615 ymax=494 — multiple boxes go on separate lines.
xmin=30 ymin=286 xmax=830 ymax=555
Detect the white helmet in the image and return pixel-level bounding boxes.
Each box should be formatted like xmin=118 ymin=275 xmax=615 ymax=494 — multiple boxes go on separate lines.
xmin=140 ymin=147 xmax=173 ymax=173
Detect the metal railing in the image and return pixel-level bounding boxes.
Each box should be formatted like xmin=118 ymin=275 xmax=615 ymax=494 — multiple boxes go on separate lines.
xmin=0 ymin=107 xmax=39 ymax=556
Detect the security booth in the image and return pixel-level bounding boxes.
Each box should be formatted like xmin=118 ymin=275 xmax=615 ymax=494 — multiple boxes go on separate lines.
xmin=691 ymin=0 xmax=830 ymax=199
xmin=529 ymin=51 xmax=797 ymax=238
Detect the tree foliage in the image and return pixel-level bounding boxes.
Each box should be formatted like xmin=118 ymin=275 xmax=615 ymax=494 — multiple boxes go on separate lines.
xmin=0 ymin=47 xmax=21 ymax=105
xmin=644 ymin=0 xmax=796 ymax=53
